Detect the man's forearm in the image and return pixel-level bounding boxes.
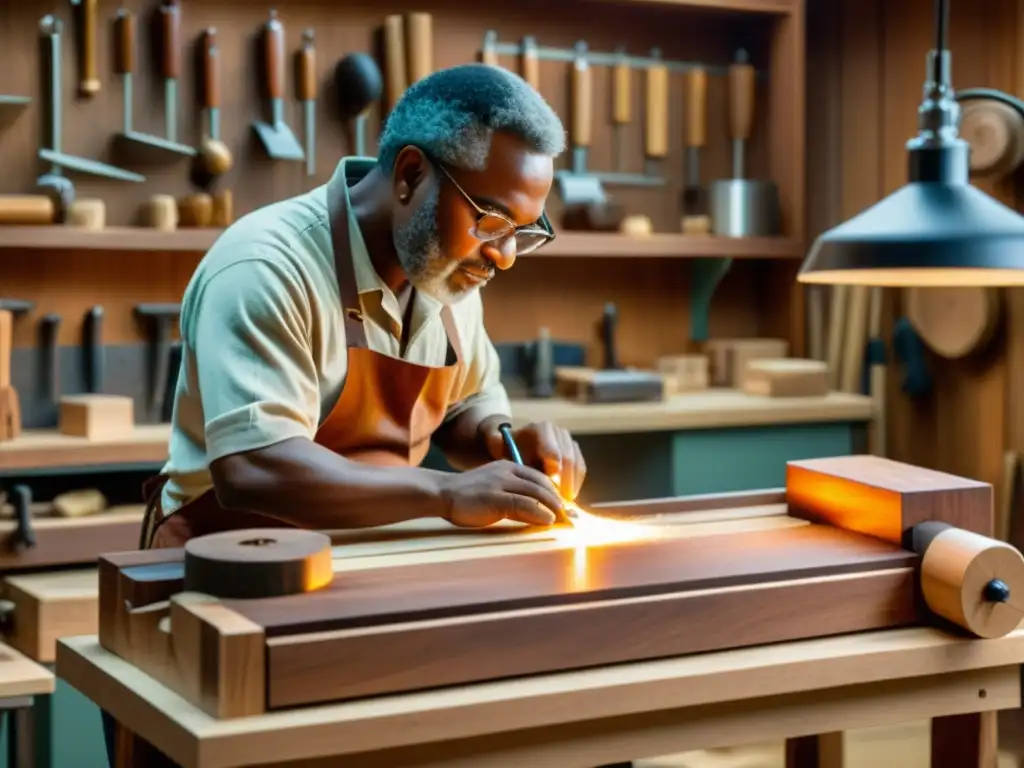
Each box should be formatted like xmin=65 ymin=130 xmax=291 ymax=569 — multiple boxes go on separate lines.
xmin=211 ymin=437 xmax=450 ymax=528
xmin=433 ymin=407 xmax=509 ymax=470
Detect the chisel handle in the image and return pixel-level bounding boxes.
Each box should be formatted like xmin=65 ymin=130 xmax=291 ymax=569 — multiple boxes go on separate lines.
xmin=158 ymin=0 xmax=181 ymax=80
xmin=480 ymin=30 xmax=498 ymax=66
xmin=612 ymin=51 xmax=630 ymax=125
xmin=297 ymin=28 xmax=316 ymax=102
xmin=383 ymin=15 xmax=407 ymax=111
xmin=728 ymin=49 xmax=755 ymax=142
xmin=644 ymin=52 xmax=669 ymax=159
xmin=263 ymin=10 xmax=285 ymax=101
xmin=406 ymin=12 xmax=432 ymax=84
xmin=521 ymin=37 xmax=540 ymax=90
xmin=202 ymin=28 xmax=219 ymax=109
xmin=80 ymin=0 xmax=100 ymax=95
xmin=685 ymin=67 xmax=707 ymax=149
xmin=570 ymin=42 xmax=592 ymax=149
xmin=113 ymin=9 xmax=135 ymax=76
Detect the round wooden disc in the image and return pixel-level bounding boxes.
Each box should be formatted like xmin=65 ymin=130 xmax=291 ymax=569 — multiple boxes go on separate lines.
xmin=904 ymin=286 xmax=1000 ymax=359
xmin=184 ymin=528 xmax=334 ymax=599
xmin=960 ymin=99 xmax=1024 ymax=177
xmin=920 ymin=528 xmax=1024 ymax=639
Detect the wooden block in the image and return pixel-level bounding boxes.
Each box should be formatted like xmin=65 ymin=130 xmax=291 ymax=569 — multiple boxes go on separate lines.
xmin=706 ymin=338 xmax=789 ymax=387
xmin=2 ymin=570 xmax=99 ymax=663
xmin=59 ymin=395 xmax=135 ymax=440
xmin=554 ymin=366 xmax=664 ymax=403
xmin=658 ymin=355 xmax=709 ymax=393
xmin=0 ymin=385 xmax=21 ymax=442
xmin=66 ymin=198 xmax=105 ymax=230
xmin=743 ymin=359 xmax=829 ymax=398
xmin=0 ymin=310 xmax=11 ymax=387
xmin=787 ymin=455 xmax=994 ymax=543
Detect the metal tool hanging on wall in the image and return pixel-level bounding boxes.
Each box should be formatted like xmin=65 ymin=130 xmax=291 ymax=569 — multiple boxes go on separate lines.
xmin=111 ymin=7 xmax=195 ymax=160
xmin=37 ymin=15 xmax=144 ymax=182
xmin=253 ymin=10 xmax=304 ymax=161
xmin=69 ymin=0 xmax=100 ymax=97
xmin=296 ymin=29 xmax=317 ymax=176
xmin=194 ymin=28 xmax=233 ymax=183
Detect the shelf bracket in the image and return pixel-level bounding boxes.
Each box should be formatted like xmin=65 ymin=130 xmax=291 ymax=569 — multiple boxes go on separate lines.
xmin=689 ymin=257 xmax=733 ymax=343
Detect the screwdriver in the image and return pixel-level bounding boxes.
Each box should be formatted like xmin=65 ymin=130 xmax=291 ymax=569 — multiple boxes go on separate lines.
xmin=497 ymin=422 xmax=576 ymax=525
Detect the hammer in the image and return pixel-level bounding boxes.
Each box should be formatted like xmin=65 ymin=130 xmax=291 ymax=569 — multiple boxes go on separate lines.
xmin=134 ymin=303 xmax=180 ymax=412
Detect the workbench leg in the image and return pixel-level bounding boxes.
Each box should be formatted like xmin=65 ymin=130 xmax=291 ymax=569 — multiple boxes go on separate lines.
xmin=785 ymin=732 xmax=845 ymax=768
xmin=6 ymin=704 xmax=36 ymax=768
xmin=930 ymin=711 xmax=999 ymax=768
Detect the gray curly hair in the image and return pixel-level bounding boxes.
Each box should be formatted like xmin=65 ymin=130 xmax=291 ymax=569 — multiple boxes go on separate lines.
xmin=377 ymin=63 xmax=567 ymax=173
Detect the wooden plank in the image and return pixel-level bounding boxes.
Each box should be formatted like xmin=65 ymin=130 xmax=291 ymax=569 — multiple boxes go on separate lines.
xmin=0 ymin=641 xmax=54 ymax=698
xmin=786 ymin=455 xmax=994 ymax=542
xmin=1 ymin=569 xmax=97 ymax=663
xmin=265 ymin=567 xmax=919 ymax=709
xmin=55 ymin=630 xmax=1024 ymax=768
xmin=0 ymin=509 xmax=143 ymax=570
xmin=226 ymin=525 xmax=917 ymax=637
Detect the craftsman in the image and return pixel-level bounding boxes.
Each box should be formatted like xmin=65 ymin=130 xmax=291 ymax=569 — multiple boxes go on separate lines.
xmin=104 ymin=62 xmax=592 ymax=767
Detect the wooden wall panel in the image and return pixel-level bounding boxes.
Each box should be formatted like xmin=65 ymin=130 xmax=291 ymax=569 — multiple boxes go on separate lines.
xmin=807 ymin=0 xmax=1021 ymax=503
xmin=0 ymin=0 xmax=794 ymax=361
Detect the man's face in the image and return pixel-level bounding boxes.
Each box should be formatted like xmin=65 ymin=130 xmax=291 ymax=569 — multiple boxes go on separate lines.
xmin=391 ymin=131 xmax=554 ymax=305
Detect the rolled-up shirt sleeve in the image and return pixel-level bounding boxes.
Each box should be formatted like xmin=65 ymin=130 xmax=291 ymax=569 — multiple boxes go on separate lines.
xmin=187 ymin=258 xmax=322 ymax=462
xmin=444 ymin=295 xmax=512 ymax=422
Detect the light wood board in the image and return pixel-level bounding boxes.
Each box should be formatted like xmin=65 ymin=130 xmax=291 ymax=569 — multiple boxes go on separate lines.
xmin=0 ymin=640 xmax=54 ymax=698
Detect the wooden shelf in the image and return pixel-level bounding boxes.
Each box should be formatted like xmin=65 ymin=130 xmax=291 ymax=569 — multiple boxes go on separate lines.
xmin=585 ymin=0 xmax=795 ymax=13
xmin=0 ymin=226 xmax=802 ymax=260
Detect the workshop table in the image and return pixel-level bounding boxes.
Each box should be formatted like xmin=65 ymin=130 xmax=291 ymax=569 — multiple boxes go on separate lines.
xmin=0 ymin=642 xmax=54 ymax=768
xmin=56 ymin=627 xmax=1021 ymax=768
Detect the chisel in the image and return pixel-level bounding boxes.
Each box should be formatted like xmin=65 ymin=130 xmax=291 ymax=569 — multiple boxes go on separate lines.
xmin=158 ymin=0 xmax=182 ymax=143
xmin=297 ymin=29 xmax=316 ymax=176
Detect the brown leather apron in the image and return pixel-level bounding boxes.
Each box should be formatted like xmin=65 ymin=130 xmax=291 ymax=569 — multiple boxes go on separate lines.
xmin=116 ymin=173 xmax=464 ymax=766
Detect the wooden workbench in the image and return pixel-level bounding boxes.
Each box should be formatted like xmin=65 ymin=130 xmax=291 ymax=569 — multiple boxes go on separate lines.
xmin=54 ymin=490 xmax=1017 ymax=768
xmin=0 ymin=641 xmax=55 ymax=768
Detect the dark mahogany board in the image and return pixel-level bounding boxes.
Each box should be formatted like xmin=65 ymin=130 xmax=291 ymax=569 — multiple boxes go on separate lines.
xmin=225 ymin=524 xmax=918 ymax=637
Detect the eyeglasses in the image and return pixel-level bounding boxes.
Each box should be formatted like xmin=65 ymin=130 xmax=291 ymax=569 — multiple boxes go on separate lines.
xmin=437 ymin=164 xmax=556 ymax=256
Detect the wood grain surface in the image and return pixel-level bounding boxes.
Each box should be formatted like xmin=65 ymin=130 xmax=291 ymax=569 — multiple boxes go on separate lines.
xmin=226 ymin=524 xmax=917 ymax=636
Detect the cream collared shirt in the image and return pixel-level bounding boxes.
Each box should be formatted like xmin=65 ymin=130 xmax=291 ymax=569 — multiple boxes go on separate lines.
xmin=161 ymin=158 xmax=511 ymax=514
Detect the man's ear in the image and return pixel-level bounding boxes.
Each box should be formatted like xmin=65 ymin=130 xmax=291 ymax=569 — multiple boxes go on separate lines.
xmin=392 ymin=147 xmax=430 ymax=205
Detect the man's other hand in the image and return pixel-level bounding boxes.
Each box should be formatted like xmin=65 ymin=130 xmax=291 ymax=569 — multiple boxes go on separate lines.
xmin=440 ymin=461 xmax=564 ymax=528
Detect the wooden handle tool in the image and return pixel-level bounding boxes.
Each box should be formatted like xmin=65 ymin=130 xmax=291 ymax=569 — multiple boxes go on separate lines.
xmin=77 ymin=0 xmax=100 ymax=96
xmin=728 ymin=49 xmax=755 ymax=178
xmin=611 ymin=49 xmax=629 ymax=171
xmin=570 ymin=42 xmax=592 ymax=151
xmin=685 ymin=67 xmax=707 ymax=151
xmin=681 ymin=66 xmax=709 ymax=227
xmin=113 ymin=9 xmax=135 ymax=78
xmin=264 ymin=11 xmax=285 ymax=102
xmin=158 ymin=0 xmax=181 ymax=141
xmin=480 ymin=30 xmax=499 ymax=67
xmin=0 ymin=195 xmax=56 ymax=225
xmin=297 ymin=29 xmax=317 ymax=176
xmin=383 ymin=15 xmax=408 ymax=112
xmin=520 ymin=36 xmax=540 ymax=90
xmin=644 ymin=51 xmax=669 ymax=162
xmin=406 ymin=12 xmax=433 ymax=85
xmin=198 ymin=28 xmax=232 ymax=178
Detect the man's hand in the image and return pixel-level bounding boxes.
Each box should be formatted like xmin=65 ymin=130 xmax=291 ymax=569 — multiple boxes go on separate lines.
xmin=439 ymin=461 xmax=565 ymax=528
xmin=480 ymin=418 xmax=587 ymax=501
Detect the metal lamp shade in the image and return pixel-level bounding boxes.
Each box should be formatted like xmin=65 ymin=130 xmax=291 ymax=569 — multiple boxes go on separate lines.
xmin=799 ymin=181 xmax=1024 ymax=287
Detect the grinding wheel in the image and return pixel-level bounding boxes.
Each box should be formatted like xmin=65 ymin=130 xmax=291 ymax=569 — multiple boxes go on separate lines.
xmin=960 ymin=98 xmax=1024 ymax=179
xmin=904 ymin=286 xmax=1001 ymax=360
xmin=184 ymin=528 xmax=334 ymax=599
xmin=915 ymin=522 xmax=1024 ymax=639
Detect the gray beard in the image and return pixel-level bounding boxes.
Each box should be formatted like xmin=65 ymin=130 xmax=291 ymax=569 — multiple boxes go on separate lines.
xmin=393 ymin=185 xmax=477 ymax=305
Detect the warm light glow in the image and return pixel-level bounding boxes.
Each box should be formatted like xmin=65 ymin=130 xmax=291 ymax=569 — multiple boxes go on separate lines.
xmin=798 ymin=267 xmax=1024 ymax=287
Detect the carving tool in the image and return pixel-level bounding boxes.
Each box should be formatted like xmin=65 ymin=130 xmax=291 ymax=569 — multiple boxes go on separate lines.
xmin=405 ymin=12 xmax=432 ymax=85
xmin=708 ymin=49 xmax=780 ymax=236
xmin=497 ymin=422 xmax=574 ymax=524
xmin=197 ymin=28 xmax=232 ymax=179
xmin=158 ymin=0 xmax=182 ymax=143
xmin=332 ymin=54 xmax=382 ymax=158
xmin=134 ymin=303 xmax=181 ymax=411
xmin=297 ymin=29 xmax=317 ymax=176
xmin=253 ymin=11 xmax=304 ymax=161
xmin=382 ymin=15 xmax=407 ymax=113
xmin=38 ymin=15 xmax=144 ymax=182
xmin=611 ymin=47 xmax=629 ymax=171
xmin=681 ymin=66 xmax=710 ymax=234
xmin=70 ymin=0 xmax=100 ymax=97
xmin=113 ymin=8 xmax=195 ymax=159
xmin=84 ymin=305 xmax=104 ymax=394
xmin=642 ymin=50 xmax=669 ymax=178
xmin=520 ymin=36 xmax=539 ymax=89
